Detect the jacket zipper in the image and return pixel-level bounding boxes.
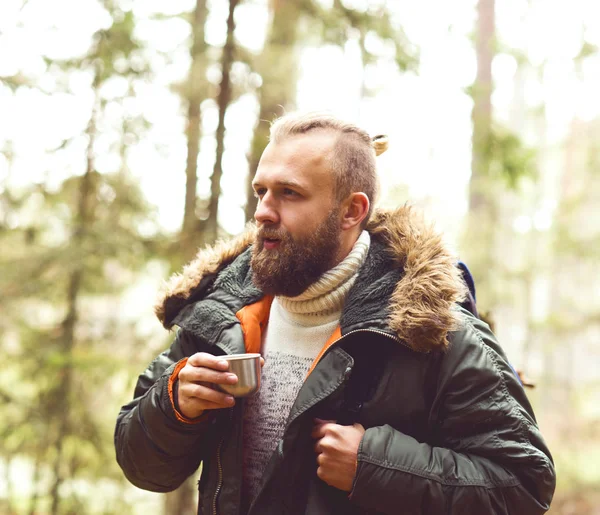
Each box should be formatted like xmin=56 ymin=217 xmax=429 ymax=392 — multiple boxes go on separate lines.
xmin=220 ymin=329 xmax=411 ymax=514
xmin=212 ymin=408 xmax=233 ymax=515
xmin=320 ymin=328 xmax=412 ymax=360
xmin=343 ymin=328 xmax=409 ymax=348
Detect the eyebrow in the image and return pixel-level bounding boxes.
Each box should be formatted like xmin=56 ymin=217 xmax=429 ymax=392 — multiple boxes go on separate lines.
xmin=252 ymin=179 xmax=307 ymax=191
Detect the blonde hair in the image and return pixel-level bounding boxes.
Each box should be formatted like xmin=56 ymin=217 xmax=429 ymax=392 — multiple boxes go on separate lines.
xmin=269 ymin=112 xmax=388 ymax=226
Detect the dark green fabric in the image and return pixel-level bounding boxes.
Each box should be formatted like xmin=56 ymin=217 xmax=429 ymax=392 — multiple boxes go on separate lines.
xmin=115 ymin=241 xmax=556 ymax=515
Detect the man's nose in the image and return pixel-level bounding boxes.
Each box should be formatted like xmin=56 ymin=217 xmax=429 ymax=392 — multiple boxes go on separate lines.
xmin=254 ymin=192 xmax=279 ymax=225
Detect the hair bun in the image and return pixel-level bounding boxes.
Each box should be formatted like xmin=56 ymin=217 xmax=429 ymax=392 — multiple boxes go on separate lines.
xmin=372 ymin=135 xmax=389 ymax=156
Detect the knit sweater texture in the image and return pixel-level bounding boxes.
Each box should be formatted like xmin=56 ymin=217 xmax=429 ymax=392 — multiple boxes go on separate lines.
xmin=241 ymin=231 xmax=370 ymax=507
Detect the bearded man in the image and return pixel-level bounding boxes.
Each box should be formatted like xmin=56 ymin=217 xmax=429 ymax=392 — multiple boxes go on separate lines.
xmin=115 ymin=112 xmax=555 ymax=514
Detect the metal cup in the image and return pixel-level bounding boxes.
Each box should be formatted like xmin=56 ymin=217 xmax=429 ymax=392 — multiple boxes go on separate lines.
xmin=216 ymin=353 xmax=262 ymax=397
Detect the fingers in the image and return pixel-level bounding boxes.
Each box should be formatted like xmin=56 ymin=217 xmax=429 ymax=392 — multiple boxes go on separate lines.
xmin=178 ymin=352 xmax=267 ymax=416
xmin=179 ymin=382 xmax=236 ymax=411
xmin=177 ymin=353 xmax=239 ymax=415
xmin=311 ymin=425 xmax=326 ymax=439
xmin=311 ymin=419 xmax=337 ymax=439
xmin=187 ymin=352 xmax=230 ymax=370
xmin=180 ymin=365 xmax=238 ymax=386
xmin=316 ymin=465 xmax=325 ymax=480
xmin=180 ymin=353 xmax=239 ymax=387
xmin=181 ymin=382 xmax=234 ymax=404
xmin=314 ymin=439 xmax=326 ymax=454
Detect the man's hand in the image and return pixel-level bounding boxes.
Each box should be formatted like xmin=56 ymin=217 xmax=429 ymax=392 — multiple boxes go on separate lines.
xmin=177 ymin=353 xmax=237 ymax=419
xmin=311 ymin=418 xmax=365 ymax=492
xmin=178 ymin=353 xmax=265 ymax=419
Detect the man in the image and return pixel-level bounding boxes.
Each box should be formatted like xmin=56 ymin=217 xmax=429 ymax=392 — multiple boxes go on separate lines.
xmin=115 ymin=112 xmax=555 ymax=514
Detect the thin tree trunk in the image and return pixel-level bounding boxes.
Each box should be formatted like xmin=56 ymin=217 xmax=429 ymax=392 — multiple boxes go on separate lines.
xmin=164 ymin=476 xmax=196 ymax=515
xmin=520 ymin=68 xmax=545 ymax=372
xmin=28 ymin=454 xmax=42 ymax=515
xmin=49 ymin=75 xmax=99 ymax=515
xmin=206 ymin=0 xmax=239 ymax=243
xmin=465 ymin=0 xmax=497 ymax=309
xmin=164 ymin=4 xmax=210 ymax=510
xmin=520 ymin=271 xmax=534 ymax=370
xmin=244 ymin=105 xmax=271 ymax=221
xmin=182 ymin=0 xmax=209 ymax=249
xmin=245 ymin=0 xmax=300 ymax=222
xmin=470 ymin=0 xmax=494 ymax=209
xmin=4 ymin=456 xmax=14 ymax=515
xmin=541 ymin=117 xmax=577 ymax=433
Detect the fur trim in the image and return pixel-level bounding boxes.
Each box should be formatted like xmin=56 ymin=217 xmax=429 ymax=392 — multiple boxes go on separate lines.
xmin=155 ymin=207 xmax=467 ymax=351
xmin=366 ymin=206 xmax=467 ymax=352
xmin=155 ymin=224 xmax=257 ymax=328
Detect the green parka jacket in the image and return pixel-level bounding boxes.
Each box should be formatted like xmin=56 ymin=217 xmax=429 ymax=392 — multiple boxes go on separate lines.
xmin=115 ymin=207 xmax=556 ymax=515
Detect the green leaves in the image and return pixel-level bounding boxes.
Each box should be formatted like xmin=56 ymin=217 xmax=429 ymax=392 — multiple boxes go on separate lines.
xmin=0 ymin=1 xmax=166 ymax=511
xmin=486 ymin=125 xmax=537 ymax=188
xmin=308 ymin=0 xmax=419 ymax=73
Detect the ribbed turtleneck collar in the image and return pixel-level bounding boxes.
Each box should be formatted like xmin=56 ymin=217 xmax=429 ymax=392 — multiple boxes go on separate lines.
xmin=275 ymin=230 xmax=370 ymax=325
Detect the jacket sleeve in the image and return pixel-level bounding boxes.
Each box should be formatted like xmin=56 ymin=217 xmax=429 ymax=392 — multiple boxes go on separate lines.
xmin=114 ymin=329 xmax=222 ymax=492
xmin=348 ymin=315 xmax=556 ymax=515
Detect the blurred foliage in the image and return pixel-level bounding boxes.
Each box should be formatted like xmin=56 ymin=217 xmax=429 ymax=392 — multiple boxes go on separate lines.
xmin=0 ymin=1 xmax=166 ymax=513
xmin=487 ymin=125 xmax=537 ymax=188
xmin=0 ymin=0 xmax=599 ymax=513
xmin=318 ymin=0 xmax=419 ymax=72
xmin=244 ymin=0 xmax=418 ymax=220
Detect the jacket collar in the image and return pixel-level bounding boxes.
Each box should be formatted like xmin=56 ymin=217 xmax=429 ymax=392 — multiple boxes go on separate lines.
xmin=155 ymin=206 xmax=467 ymax=352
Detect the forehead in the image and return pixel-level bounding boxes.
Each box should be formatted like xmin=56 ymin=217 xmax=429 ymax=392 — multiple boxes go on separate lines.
xmin=254 ymin=131 xmax=337 ymax=188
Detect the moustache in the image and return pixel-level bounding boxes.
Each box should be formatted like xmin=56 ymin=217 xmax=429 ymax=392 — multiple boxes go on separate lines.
xmin=257 ymin=228 xmax=289 ymax=241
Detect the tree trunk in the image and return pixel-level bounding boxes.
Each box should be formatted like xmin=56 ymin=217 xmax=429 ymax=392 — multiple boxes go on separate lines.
xmin=28 ymin=454 xmax=42 ymax=515
xmin=4 ymin=456 xmax=14 ymax=515
xmin=244 ymin=0 xmax=300 ymax=222
xmin=520 ymin=67 xmax=545 ymax=372
xmin=182 ymin=0 xmax=209 ymax=255
xmin=164 ymin=5 xmax=209 ymax=510
xmin=470 ymin=0 xmax=494 ymax=208
xmin=206 ymin=0 xmax=239 ymax=243
xmin=164 ymin=476 xmax=197 ymax=515
xmin=465 ymin=0 xmax=497 ymax=309
xmin=49 ymin=74 xmax=99 ymax=515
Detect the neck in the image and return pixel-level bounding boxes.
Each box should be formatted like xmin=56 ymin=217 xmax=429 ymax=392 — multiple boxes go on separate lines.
xmin=334 ymin=227 xmax=362 ymax=266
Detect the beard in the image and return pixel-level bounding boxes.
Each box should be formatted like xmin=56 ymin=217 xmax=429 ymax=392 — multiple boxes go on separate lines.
xmin=251 ymin=209 xmax=342 ymax=297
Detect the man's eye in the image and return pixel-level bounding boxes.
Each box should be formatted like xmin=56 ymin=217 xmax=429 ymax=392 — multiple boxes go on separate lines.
xmin=283 ymin=188 xmax=298 ymax=196
xmin=254 ymin=188 xmax=266 ymax=198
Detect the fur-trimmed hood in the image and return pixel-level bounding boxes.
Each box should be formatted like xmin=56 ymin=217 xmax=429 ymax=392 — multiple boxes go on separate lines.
xmin=155 ymin=206 xmax=468 ymax=352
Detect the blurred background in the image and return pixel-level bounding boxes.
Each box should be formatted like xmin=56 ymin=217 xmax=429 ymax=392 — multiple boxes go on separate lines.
xmin=0 ymin=0 xmax=599 ymax=513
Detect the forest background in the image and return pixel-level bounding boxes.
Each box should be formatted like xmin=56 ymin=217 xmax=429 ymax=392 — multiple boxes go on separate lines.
xmin=1 ymin=0 xmax=599 ymax=513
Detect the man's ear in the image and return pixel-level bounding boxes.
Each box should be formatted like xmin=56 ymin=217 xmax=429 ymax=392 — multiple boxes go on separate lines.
xmin=340 ymin=192 xmax=369 ymax=230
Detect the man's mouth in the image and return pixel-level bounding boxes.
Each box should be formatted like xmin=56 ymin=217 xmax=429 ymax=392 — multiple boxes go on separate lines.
xmin=262 ymin=238 xmax=280 ymax=250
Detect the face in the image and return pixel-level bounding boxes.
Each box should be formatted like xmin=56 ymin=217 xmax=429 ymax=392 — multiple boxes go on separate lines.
xmin=250 ymin=131 xmax=343 ymax=297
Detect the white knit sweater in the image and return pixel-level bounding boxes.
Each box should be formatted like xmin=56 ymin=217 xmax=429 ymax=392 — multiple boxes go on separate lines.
xmin=241 ymin=230 xmax=370 ymax=506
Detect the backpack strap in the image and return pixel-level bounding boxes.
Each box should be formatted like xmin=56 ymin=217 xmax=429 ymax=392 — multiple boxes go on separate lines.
xmin=457 ymin=260 xmax=478 ymax=317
